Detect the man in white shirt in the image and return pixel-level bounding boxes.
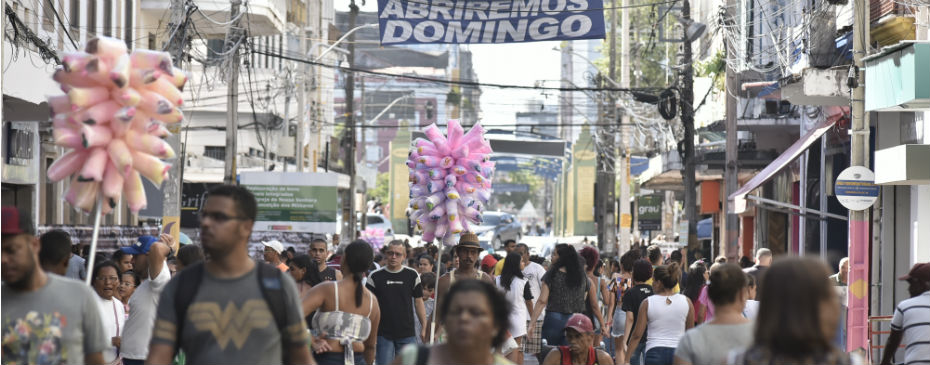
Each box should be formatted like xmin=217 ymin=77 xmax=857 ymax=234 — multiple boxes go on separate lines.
xmin=516 ymin=243 xmax=547 ymax=356
xmin=118 ymin=234 xmax=172 ymax=365
xmin=881 ymin=262 xmax=930 ymax=365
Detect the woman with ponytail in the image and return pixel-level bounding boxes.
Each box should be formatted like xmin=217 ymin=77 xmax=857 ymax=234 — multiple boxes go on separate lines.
xmin=302 ymin=240 xmax=381 ymax=365
xmin=624 ymin=262 xmax=694 ymax=365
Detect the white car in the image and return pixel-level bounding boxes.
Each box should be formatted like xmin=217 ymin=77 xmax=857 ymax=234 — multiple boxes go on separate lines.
xmin=364 ymin=213 xmax=394 ymax=236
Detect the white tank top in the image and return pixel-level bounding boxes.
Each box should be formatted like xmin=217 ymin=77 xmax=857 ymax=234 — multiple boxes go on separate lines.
xmin=645 ymin=293 xmax=690 ymax=353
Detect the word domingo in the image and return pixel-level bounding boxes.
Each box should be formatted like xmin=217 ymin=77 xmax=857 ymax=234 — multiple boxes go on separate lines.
xmin=377 ymin=0 xmax=606 ymax=44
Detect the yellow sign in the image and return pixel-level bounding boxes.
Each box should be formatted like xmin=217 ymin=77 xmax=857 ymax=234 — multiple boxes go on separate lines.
xmin=577 ymin=166 xmax=595 ymax=222
xmin=620 ymin=213 xmax=632 ymax=228
xmin=161 ymin=215 xmax=181 ymax=253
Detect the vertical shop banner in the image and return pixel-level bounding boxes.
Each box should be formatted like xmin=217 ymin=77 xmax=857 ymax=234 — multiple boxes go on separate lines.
xmin=240 ymin=172 xmax=340 ymax=232
xmin=637 ymin=194 xmax=662 ymax=231
xmin=377 ymin=0 xmax=607 ymax=44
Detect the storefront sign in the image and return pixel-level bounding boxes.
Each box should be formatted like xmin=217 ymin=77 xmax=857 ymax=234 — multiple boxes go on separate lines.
xmin=835 ymin=166 xmax=879 ymax=211
xmin=377 ymin=0 xmax=606 ymax=44
xmin=240 ymin=172 xmax=340 ymax=232
xmin=637 ymin=194 xmax=662 ymax=231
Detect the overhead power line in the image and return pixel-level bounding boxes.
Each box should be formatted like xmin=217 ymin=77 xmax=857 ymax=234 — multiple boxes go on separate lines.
xmin=251 ymin=49 xmax=662 ymax=93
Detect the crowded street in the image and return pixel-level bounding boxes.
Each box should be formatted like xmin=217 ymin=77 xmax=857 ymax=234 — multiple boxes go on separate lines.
xmin=2 ymin=0 xmax=930 ymax=364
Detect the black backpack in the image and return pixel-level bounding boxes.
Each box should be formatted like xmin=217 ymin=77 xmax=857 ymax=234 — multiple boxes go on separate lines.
xmin=172 ymin=262 xmax=289 ymax=359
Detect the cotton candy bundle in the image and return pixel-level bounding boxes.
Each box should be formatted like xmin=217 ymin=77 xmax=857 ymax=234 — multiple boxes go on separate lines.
xmin=361 ymin=228 xmax=387 ymax=251
xmin=46 ymin=36 xmax=187 ymax=215
xmin=408 ymin=120 xmax=494 ymax=246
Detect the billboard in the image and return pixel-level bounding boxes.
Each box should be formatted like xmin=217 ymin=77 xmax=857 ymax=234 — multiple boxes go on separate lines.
xmin=637 ymin=194 xmax=662 ymax=231
xmin=377 ymin=0 xmax=606 ymax=45
xmin=240 ymin=172 xmax=340 ymax=233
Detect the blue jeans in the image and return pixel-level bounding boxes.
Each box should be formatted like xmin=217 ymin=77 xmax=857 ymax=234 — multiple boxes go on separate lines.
xmin=541 ymin=312 xmax=573 ymax=346
xmin=644 ymin=347 xmax=676 ymax=365
xmin=376 ymin=335 xmax=416 ymax=365
xmin=630 ymin=341 xmax=646 ymax=365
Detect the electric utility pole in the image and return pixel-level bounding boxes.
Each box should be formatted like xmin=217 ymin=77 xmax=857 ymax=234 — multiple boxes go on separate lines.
xmin=162 ymin=0 xmax=187 ymax=239
xmin=847 ymin=0 xmax=870 ymax=352
xmin=618 ymin=0 xmax=631 ymax=254
xmin=343 ymin=0 xmax=359 ymax=240
xmin=680 ymin=0 xmax=698 ymax=254
xmin=223 ymin=0 xmax=242 ymax=185
xmin=596 ymin=0 xmax=617 ymax=253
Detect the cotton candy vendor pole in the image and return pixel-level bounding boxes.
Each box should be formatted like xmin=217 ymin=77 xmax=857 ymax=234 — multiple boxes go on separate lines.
xmin=407 ymin=120 xmax=494 ymax=247
xmin=83 ymin=198 xmax=103 ymax=286
xmin=48 ymin=36 xmax=186 ymax=282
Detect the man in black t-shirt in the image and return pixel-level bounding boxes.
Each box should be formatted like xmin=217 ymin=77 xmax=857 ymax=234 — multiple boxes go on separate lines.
xmin=367 ymin=240 xmax=426 ymax=365
xmin=309 ymin=238 xmax=342 ymax=281
xmin=622 ymin=259 xmax=654 ymax=365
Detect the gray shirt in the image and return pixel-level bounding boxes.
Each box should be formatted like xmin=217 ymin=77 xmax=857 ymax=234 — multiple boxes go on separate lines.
xmin=65 ymin=254 xmax=86 ymax=281
xmin=2 ymin=274 xmax=108 ymax=365
xmin=675 ymin=322 xmax=754 ymax=364
xmin=151 ymin=264 xmax=309 ymax=365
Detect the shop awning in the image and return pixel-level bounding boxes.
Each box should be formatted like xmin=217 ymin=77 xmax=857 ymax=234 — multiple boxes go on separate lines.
xmin=697 ymin=218 xmax=713 ymax=240
xmin=729 ymin=112 xmax=843 ymax=213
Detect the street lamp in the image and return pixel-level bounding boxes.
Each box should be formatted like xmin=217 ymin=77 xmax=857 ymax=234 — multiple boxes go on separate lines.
xmin=312 ymin=23 xmax=378 ymax=62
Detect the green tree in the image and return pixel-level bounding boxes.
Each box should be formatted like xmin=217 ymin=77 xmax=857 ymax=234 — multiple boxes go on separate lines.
xmin=370 ymin=172 xmax=390 ymax=204
xmin=494 ymin=169 xmax=545 ymax=211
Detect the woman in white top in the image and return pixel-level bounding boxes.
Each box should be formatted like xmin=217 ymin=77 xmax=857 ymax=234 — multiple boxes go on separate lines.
xmin=627 ymin=262 xmax=694 ymax=365
xmin=674 ymin=263 xmax=754 ymax=365
xmin=91 ymin=261 xmax=126 ymax=365
xmin=496 ymin=252 xmax=534 ymax=365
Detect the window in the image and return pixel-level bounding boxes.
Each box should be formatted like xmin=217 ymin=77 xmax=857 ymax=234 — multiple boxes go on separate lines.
xmin=87 ymin=1 xmax=96 ymax=37
xmin=103 ymin=0 xmax=112 ymax=36
xmin=42 ymin=1 xmax=54 ymax=33
xmin=124 ymin=0 xmax=132 ymax=48
xmin=367 ymin=216 xmax=384 ymax=224
xmin=203 ymin=146 xmax=226 ymax=160
xmin=69 ymin=0 xmax=80 ymax=39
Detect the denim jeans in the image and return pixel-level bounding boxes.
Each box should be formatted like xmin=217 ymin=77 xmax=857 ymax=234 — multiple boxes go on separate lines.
xmin=644 ymin=347 xmax=676 ymax=365
xmin=630 ymin=342 xmax=646 ymax=365
xmin=541 ymin=312 xmax=573 ymax=346
xmin=375 ymin=335 xmax=416 ymax=365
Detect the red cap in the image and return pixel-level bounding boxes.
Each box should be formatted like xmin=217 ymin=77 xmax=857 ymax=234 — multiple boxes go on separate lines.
xmin=899 ymin=263 xmax=930 ymax=282
xmin=1 ymin=206 xmax=33 ymax=236
xmin=564 ymin=313 xmax=594 ymax=334
xmin=481 ymin=254 xmax=498 ymax=269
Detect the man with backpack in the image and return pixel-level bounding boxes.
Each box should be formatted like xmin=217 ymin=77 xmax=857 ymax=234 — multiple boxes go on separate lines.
xmin=146 ymin=185 xmax=312 ymax=365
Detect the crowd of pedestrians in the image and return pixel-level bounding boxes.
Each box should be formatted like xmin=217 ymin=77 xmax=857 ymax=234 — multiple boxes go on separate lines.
xmin=5 ymin=191 xmax=930 ymax=365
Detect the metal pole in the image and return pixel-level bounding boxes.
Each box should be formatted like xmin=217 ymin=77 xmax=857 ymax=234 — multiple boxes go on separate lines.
xmin=724 ymin=43 xmax=739 ymax=261
xmin=680 ymin=0 xmax=698 ymax=254
xmin=344 ymin=1 xmax=359 ymax=240
xmin=162 ymin=0 xmax=187 ymax=237
xmin=847 ymin=0 xmax=870 ymax=351
xmin=619 ymin=0 xmax=631 ymax=254
xmin=223 ymin=0 xmax=242 ymax=185
xmin=597 ymin=0 xmax=618 ymax=253
xmin=85 ymin=198 xmax=103 ymax=286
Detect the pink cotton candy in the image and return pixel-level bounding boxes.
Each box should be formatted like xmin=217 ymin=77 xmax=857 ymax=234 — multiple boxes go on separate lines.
xmin=53 ymin=127 xmax=83 ymax=149
xmin=132 ymin=151 xmax=168 ymax=186
xmin=434 ymin=221 xmax=449 ymax=237
xmin=78 ymin=148 xmax=109 ymax=182
xmin=123 ymin=169 xmax=147 ymax=212
xmin=81 ymin=124 xmax=113 ymax=148
xmin=446 ymin=119 xmax=464 ymax=148
xmin=102 ymin=162 xmax=124 ymax=201
xmin=429 ymin=205 xmax=445 ymax=221
xmin=72 ymin=101 xmax=122 ymax=125
xmin=47 ymin=150 xmax=88 ymax=182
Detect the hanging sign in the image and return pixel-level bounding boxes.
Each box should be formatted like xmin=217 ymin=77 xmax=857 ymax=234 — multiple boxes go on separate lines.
xmin=835 ymin=166 xmax=879 ymax=211
xmin=377 ymin=0 xmax=607 ymax=45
